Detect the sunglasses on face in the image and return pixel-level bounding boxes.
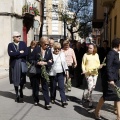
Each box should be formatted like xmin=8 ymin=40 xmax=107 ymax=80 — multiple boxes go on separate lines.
xmin=44 ymin=44 xmax=49 ymax=46
xmin=15 ymin=36 xmax=21 ymax=38
xmin=54 ymin=48 xmax=61 ymax=50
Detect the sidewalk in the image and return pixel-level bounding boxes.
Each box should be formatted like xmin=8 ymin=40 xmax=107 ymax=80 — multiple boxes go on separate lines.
xmin=0 ymin=66 xmax=9 ymax=79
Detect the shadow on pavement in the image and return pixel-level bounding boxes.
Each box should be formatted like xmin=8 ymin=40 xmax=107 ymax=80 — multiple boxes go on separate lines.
xmin=66 ymin=95 xmax=82 ymax=105
xmin=67 ymin=94 xmax=114 ymax=116
xmin=74 ymin=105 xmax=109 ymax=120
xmin=73 ymin=105 xmax=95 ymax=119
xmin=0 ymin=90 xmax=45 ymax=109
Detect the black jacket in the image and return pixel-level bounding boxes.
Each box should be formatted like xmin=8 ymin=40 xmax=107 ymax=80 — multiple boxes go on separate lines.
xmin=32 ymin=46 xmax=53 ymax=73
xmin=27 ymin=46 xmax=35 ymax=64
xmin=106 ymin=49 xmax=120 ymax=81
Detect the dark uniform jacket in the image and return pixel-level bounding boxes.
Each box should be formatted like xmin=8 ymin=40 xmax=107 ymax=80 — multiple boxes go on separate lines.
xmin=103 ymin=49 xmax=120 ymax=101
xmin=32 ymin=46 xmax=53 ymax=74
xmin=8 ymin=41 xmax=28 ymax=83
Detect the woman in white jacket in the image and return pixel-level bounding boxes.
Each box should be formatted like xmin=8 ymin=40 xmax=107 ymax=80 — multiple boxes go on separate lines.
xmin=49 ymin=42 xmax=69 ymax=107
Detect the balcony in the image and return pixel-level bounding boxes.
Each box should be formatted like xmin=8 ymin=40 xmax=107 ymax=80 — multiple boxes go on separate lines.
xmin=22 ymin=5 xmax=39 ymax=17
xmin=101 ymin=0 xmax=116 ymax=7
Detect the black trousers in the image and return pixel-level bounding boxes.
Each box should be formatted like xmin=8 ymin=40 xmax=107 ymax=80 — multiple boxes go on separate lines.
xmin=31 ymin=75 xmax=40 ymax=103
xmin=49 ymin=76 xmax=55 ymax=100
xmin=31 ymin=74 xmax=50 ymax=105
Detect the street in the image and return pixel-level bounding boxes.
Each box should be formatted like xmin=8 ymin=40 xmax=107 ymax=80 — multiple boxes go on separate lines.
xmin=0 ymin=76 xmax=116 ymax=120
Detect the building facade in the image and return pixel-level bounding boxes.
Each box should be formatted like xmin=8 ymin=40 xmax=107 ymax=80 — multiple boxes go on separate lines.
xmin=43 ymin=0 xmax=66 ymax=41
xmin=0 ymin=0 xmax=41 ymax=66
xmin=92 ymin=0 xmax=104 ymax=46
xmin=93 ymin=0 xmax=120 ymax=47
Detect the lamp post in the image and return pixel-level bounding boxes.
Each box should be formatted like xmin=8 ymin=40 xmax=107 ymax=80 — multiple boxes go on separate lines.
xmin=46 ymin=25 xmax=48 ymax=37
xmin=64 ymin=19 xmax=66 ymax=40
xmin=39 ymin=0 xmax=45 ymax=39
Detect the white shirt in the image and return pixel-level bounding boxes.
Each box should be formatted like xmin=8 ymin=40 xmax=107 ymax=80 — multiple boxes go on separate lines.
xmin=53 ymin=54 xmax=63 ymax=73
xmin=48 ymin=52 xmax=68 ymax=76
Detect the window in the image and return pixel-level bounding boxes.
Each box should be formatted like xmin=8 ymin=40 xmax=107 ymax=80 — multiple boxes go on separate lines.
xmin=52 ymin=17 xmax=58 ymax=20
xmin=52 ymin=4 xmax=58 ymax=9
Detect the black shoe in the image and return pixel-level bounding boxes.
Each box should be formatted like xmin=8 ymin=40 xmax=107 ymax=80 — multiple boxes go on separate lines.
xmin=51 ymin=100 xmax=55 ymax=104
xmin=15 ymin=96 xmax=19 ymax=103
xmin=62 ymin=102 xmax=68 ymax=107
xmin=45 ymin=105 xmax=51 ymax=110
xmin=34 ymin=102 xmax=39 ymax=106
xmin=89 ymin=102 xmax=93 ymax=108
xmin=20 ymin=98 xmax=24 ymax=103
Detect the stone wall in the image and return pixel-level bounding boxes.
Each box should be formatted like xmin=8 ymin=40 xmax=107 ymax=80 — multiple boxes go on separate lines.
xmin=0 ymin=0 xmax=39 ymax=66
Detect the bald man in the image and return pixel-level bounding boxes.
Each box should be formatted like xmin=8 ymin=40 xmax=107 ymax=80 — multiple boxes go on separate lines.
xmin=49 ymin=38 xmax=55 ymax=52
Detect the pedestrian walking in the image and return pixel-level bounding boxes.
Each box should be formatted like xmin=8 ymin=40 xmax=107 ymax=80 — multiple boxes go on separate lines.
xmin=74 ymin=41 xmax=86 ymax=87
xmin=8 ymin=31 xmax=28 ymax=102
xmin=95 ymin=38 xmax=120 ymax=120
xmin=48 ymin=37 xmax=55 ymax=99
xmin=26 ymin=40 xmax=37 ymax=87
xmin=49 ymin=42 xmax=68 ymax=107
xmin=82 ymin=43 xmax=101 ymax=107
xmin=62 ymin=40 xmax=77 ymax=91
xmin=32 ymin=37 xmax=53 ymax=110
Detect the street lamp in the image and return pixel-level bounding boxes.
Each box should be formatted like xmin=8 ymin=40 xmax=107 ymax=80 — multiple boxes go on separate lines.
xmin=46 ymin=25 xmax=48 ymax=37
xmin=39 ymin=0 xmax=45 ymax=39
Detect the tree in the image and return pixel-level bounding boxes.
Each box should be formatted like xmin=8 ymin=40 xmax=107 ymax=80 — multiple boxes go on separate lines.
xmin=79 ymin=23 xmax=92 ymax=38
xmin=54 ymin=0 xmax=93 ymax=40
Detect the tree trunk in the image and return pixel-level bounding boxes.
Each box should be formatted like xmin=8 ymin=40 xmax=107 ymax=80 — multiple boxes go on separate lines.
xmin=64 ymin=19 xmax=66 ymax=40
xmin=71 ymin=32 xmax=74 ymax=41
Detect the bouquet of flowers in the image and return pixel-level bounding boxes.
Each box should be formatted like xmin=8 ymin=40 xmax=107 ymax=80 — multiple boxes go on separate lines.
xmin=38 ymin=53 xmax=50 ymax=83
xmin=114 ymin=85 xmax=120 ymax=98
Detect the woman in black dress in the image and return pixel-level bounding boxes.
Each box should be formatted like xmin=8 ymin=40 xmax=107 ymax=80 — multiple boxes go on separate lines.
xmin=95 ymin=38 xmax=120 ymax=120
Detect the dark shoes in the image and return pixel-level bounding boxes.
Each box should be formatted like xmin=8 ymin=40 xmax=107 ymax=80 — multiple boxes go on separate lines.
xmin=51 ymin=100 xmax=55 ymax=104
xmin=89 ymin=101 xmax=93 ymax=108
xmin=15 ymin=90 xmax=24 ymax=103
xmin=45 ymin=105 xmax=52 ymax=110
xmin=15 ymin=96 xmax=19 ymax=102
xmin=62 ymin=102 xmax=68 ymax=107
xmin=34 ymin=102 xmax=40 ymax=106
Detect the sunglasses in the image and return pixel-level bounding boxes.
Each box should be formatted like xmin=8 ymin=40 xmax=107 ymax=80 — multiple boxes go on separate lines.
xmin=44 ymin=44 xmax=49 ymax=46
xmin=16 ymin=36 xmax=21 ymax=38
xmin=54 ymin=48 xmax=61 ymax=50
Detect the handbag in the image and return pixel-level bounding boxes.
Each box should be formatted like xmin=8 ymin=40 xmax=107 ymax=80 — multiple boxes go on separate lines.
xmin=27 ymin=64 xmax=36 ymax=77
xmin=21 ymin=62 xmax=28 ymax=73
